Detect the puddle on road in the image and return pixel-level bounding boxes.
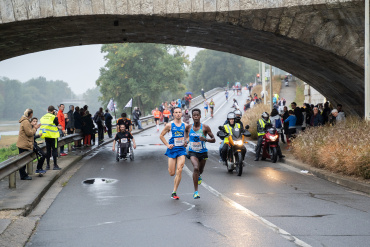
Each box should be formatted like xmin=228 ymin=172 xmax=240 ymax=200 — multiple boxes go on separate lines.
xmin=82 ymin=178 xmax=118 ymax=185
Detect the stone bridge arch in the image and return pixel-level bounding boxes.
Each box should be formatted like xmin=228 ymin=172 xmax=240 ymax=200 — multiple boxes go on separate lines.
xmin=0 ymin=0 xmax=365 ymax=116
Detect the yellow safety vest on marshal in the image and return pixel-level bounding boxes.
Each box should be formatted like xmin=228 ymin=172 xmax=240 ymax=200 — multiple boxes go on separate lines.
xmin=223 ymin=123 xmax=241 ymax=144
xmin=258 ymin=119 xmax=271 ymax=136
xmin=39 ymin=113 xmax=60 ymax=139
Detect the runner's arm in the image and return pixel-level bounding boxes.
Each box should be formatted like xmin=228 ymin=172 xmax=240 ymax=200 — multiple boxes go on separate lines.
xmin=159 ymin=123 xmax=173 ymax=148
xmin=200 ymin=125 xmax=215 ymax=143
xmin=184 ymin=124 xmax=190 ymax=146
xmin=132 ymin=138 xmax=136 ymax=149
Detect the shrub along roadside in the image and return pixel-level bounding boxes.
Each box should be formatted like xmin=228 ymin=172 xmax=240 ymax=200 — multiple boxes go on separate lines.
xmin=241 ymin=104 xmax=271 ymax=140
xmin=291 ymin=117 xmax=370 ymax=179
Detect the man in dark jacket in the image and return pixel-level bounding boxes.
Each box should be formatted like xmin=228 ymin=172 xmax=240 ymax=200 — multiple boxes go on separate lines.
xmin=104 ymin=109 xmax=113 ymax=138
xmin=66 ymin=105 xmax=75 ymax=134
xmin=310 ymin=107 xmax=324 ymax=127
xmin=132 ymin=107 xmax=143 ymax=130
xmin=291 ymin=102 xmax=303 ymax=133
xmin=74 ymin=106 xmax=82 ymax=147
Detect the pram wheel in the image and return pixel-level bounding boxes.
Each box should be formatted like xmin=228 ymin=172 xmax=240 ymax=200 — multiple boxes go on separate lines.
xmin=129 ymin=146 xmax=134 ymax=161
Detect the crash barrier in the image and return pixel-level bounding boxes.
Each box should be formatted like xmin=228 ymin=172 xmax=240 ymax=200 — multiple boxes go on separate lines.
xmin=0 ymin=87 xmax=225 ymax=188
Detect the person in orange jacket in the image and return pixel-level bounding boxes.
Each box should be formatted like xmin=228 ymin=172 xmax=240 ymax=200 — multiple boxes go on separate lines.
xmin=153 ymin=107 xmax=162 ymax=131
xmin=57 ymin=104 xmax=67 ymax=156
xmin=163 ymin=107 xmax=171 ymax=124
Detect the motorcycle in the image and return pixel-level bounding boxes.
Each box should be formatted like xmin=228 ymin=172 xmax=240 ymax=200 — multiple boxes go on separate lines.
xmin=217 ymin=125 xmax=251 ymax=176
xmin=260 ymin=125 xmax=279 ymax=163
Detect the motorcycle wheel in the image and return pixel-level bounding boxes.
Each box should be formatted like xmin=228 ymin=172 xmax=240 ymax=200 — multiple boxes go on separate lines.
xmin=225 ymin=159 xmax=233 ymax=173
xmin=235 ymin=152 xmax=243 ymax=176
xmin=272 ymin=147 xmax=278 ymax=163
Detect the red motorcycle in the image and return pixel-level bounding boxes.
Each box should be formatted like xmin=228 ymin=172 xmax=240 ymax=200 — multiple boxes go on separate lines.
xmin=261 ymin=126 xmax=279 ymax=163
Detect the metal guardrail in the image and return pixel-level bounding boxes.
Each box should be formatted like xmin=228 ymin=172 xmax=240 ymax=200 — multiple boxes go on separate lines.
xmin=0 ymin=87 xmax=225 ymax=188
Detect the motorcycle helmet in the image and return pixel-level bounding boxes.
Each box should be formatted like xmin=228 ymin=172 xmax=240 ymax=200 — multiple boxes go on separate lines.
xmin=234 ymin=109 xmax=242 ymax=121
xmin=227 ymin=112 xmax=236 ymax=122
xmin=261 ymin=112 xmax=269 ymax=121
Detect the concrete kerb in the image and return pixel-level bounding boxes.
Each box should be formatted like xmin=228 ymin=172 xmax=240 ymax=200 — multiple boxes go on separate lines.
xmin=1 ymin=89 xmax=225 ymax=217
xmin=247 ymin=141 xmax=370 ymax=195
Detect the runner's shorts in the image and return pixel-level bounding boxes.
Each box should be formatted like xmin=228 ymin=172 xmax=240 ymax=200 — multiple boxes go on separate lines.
xmin=165 ymin=147 xmax=187 ymax=158
xmin=155 ymin=118 xmax=160 ymax=122
xmin=164 ymin=117 xmax=169 ymax=123
xmin=188 ymin=151 xmax=208 ymax=161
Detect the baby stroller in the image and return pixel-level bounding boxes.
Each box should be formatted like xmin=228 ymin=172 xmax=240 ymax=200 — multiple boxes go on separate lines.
xmin=116 ymin=139 xmax=134 ymax=162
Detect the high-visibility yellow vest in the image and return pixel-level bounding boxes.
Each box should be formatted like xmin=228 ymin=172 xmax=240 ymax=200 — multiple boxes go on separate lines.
xmin=223 ymin=123 xmax=241 ymax=144
xmin=39 ymin=113 xmax=60 ymax=139
xmin=258 ymin=119 xmax=271 ymax=136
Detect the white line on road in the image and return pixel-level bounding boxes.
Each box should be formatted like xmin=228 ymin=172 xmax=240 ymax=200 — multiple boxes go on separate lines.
xmin=182 ymin=165 xmax=311 ymax=247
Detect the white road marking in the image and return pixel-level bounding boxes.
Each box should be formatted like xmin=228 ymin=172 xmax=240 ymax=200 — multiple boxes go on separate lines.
xmin=182 ymin=201 xmax=196 ymax=211
xmin=183 ymin=165 xmax=312 ymax=247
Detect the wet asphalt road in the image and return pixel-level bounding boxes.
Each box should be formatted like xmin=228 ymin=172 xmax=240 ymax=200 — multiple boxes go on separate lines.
xmin=28 ymin=90 xmax=370 ymax=247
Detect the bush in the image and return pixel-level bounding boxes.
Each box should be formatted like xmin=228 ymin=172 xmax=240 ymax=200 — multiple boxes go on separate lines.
xmin=291 ymin=117 xmax=370 ymax=179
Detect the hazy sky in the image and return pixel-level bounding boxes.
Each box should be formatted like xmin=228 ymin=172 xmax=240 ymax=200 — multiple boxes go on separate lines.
xmin=0 ymin=45 xmax=202 ymax=95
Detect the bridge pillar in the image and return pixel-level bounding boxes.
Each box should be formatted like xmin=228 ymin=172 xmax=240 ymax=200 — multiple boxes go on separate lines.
xmin=366 ymin=0 xmax=370 ymax=120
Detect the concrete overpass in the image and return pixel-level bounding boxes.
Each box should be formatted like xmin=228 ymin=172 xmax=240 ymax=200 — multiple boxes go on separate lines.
xmin=0 ymin=0 xmax=365 ymax=116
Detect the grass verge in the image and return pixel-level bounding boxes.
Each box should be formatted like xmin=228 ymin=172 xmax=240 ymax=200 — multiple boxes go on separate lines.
xmin=291 ymin=117 xmax=370 ymax=179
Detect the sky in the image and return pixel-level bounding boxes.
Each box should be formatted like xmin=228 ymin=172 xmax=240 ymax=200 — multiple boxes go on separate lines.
xmin=0 ymin=45 xmax=202 ymax=95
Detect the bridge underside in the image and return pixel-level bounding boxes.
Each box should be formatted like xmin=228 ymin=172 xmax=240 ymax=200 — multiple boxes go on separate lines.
xmin=0 ymin=11 xmax=364 ymax=116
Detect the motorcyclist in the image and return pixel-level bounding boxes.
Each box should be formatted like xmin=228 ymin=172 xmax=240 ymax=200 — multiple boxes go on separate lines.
xmin=254 ymin=112 xmax=284 ymax=161
xmin=223 ymin=109 xmax=244 ymax=130
xmin=218 ymin=112 xmax=246 ymax=166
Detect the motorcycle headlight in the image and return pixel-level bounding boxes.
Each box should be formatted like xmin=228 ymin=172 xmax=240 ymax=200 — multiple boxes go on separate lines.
xmin=234 ymin=140 xmax=243 ymax=145
xmin=270 ymin=135 xmax=278 ymax=141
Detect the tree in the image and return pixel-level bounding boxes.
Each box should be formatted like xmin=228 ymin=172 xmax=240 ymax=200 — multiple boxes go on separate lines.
xmin=187 ymin=50 xmax=259 ymax=92
xmin=96 ymin=43 xmax=189 ymax=114
xmin=83 ymin=87 xmax=103 ymax=113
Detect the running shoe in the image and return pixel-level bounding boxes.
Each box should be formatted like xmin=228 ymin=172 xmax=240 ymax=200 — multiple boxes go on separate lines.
xmin=198 ymin=175 xmax=202 ymax=185
xmin=193 ymin=191 xmax=200 ymax=199
xmin=171 ymin=192 xmax=179 ymax=200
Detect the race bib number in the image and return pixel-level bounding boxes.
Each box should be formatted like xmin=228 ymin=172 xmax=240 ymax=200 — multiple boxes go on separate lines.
xmin=191 ymin=142 xmax=202 ymax=151
xmin=121 ymin=138 xmax=127 ymax=143
xmin=174 ymin=137 xmax=184 ymax=146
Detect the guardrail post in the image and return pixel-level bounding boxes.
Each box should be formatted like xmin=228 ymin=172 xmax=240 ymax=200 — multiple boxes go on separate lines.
xmin=68 ymin=143 xmax=72 ymax=152
xmin=9 ymin=172 xmax=16 ymax=188
xmin=27 ymin=161 xmax=33 ymax=175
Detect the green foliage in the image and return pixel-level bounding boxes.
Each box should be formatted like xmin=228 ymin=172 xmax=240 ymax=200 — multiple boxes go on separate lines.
xmin=187 ymin=50 xmax=259 ymax=93
xmin=0 ymin=144 xmax=19 ymax=162
xmin=97 ymin=43 xmax=189 ymax=114
xmin=0 ymin=76 xmax=75 ymax=120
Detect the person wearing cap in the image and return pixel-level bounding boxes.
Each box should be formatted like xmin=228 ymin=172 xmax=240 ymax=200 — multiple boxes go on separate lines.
xmin=39 ymin=106 xmax=62 ymax=170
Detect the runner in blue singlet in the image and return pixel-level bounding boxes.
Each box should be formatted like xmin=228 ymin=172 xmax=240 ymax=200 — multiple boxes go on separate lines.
xmin=185 ymin=108 xmax=215 ymax=199
xmin=160 ymin=107 xmax=188 ymax=200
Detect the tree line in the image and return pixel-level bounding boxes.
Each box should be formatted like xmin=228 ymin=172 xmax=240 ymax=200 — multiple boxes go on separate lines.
xmin=1 ymin=44 xmax=259 ymax=120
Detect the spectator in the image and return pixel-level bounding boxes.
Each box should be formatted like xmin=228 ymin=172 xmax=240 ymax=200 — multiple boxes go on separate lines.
xmin=57 ymin=104 xmax=67 ymax=156
xmin=30 ymin=117 xmax=47 ymax=174
xmin=132 ymin=107 xmax=143 ymax=130
xmin=95 ymin=112 xmax=105 ymax=144
xmin=104 ymin=109 xmax=113 ymax=137
xmin=181 ymin=97 xmax=186 ymax=109
xmin=309 ymin=107 xmax=324 ymax=127
xmin=183 ymin=109 xmax=191 ymax=124
xmin=291 ymin=102 xmax=303 ymax=134
xmin=40 ymin=106 xmax=62 ymax=170
xmin=66 ymin=105 xmax=75 ymax=135
xmin=269 ymin=108 xmax=285 ymax=143
xmin=81 ymin=110 xmax=94 ymax=147
xmin=16 ymin=109 xmax=40 ymax=180
xmin=337 ymin=104 xmax=346 ymax=118
xmin=322 ymin=102 xmax=331 ymax=124
xmin=74 ymin=106 xmax=82 ymax=147
xmin=282 ymin=106 xmax=289 ymax=143
xmin=244 ymin=99 xmax=251 ymax=111
xmin=331 ymin=109 xmax=346 ymax=125
xmin=284 ymin=110 xmax=297 ymax=148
